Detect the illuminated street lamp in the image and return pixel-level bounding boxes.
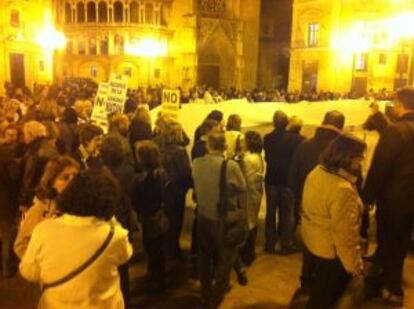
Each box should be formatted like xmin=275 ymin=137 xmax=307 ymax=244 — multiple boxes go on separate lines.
xmin=125 ymin=37 xmax=168 ymax=85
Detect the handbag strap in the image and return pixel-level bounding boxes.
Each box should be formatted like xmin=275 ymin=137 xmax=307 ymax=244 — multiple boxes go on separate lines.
xmin=42 ymin=223 xmax=115 ymax=292
xmin=218 ymin=159 xmax=228 ymax=217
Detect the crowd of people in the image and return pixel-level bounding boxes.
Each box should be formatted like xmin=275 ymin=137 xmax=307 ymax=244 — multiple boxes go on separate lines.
xmin=0 ymin=78 xmax=413 ymax=309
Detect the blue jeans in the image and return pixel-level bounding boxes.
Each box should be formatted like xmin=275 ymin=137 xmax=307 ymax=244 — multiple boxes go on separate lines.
xmin=265 ymin=185 xmax=295 ymax=250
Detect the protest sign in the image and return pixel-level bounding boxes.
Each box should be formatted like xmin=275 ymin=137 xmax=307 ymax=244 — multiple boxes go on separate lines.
xmin=161 ymin=89 xmax=180 ymax=118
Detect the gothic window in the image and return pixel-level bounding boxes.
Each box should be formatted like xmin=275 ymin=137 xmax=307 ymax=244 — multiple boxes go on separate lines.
xmin=130 ymin=1 xmax=139 ymax=23
xmin=98 ymin=2 xmax=108 ymax=22
xmin=100 ymin=37 xmax=109 ymax=55
xmin=89 ymin=38 xmax=97 ymax=54
xmin=77 ymin=2 xmax=85 ymax=23
xmin=10 ymin=10 xmax=20 ymax=27
xmin=64 ymin=3 xmax=72 ymax=23
xmin=114 ymin=34 xmax=124 ymax=55
xmin=397 ymin=54 xmax=409 ymax=74
xmin=198 ymin=0 xmax=225 ymax=17
xmin=308 ymin=23 xmax=319 ymax=47
xmin=145 ymin=3 xmax=154 ymax=24
xmin=87 ymin=2 xmax=97 ymax=22
xmin=114 ymin=1 xmax=124 ymax=23
xmin=66 ymin=40 xmax=73 ymax=54
xmin=78 ymin=39 xmax=86 ymax=54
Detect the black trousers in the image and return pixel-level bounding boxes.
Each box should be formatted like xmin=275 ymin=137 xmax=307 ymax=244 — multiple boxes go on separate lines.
xmin=143 ymin=234 xmax=166 ymax=287
xmin=240 ymin=227 xmax=258 ymax=266
xmin=197 ymin=216 xmax=237 ymax=307
xmin=300 ymin=247 xmax=317 ymax=290
xmin=379 ymin=210 xmax=414 ymax=295
xmin=306 ymin=251 xmax=350 ymax=309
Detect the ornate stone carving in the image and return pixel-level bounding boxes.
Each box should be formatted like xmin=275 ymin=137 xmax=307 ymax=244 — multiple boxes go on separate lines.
xmin=198 ymin=0 xmax=225 ymax=18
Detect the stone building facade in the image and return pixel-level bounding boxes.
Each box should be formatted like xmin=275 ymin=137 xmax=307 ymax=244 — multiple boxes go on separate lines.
xmin=55 ymin=0 xmax=261 ymax=90
xmin=0 ymin=0 xmax=260 ymax=95
xmin=289 ymin=0 xmax=414 ymax=95
xmin=0 ymin=0 xmax=54 ymax=96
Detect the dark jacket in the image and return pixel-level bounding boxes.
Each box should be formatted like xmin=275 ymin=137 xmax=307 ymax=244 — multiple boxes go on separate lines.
xmin=57 ymin=121 xmax=79 ymax=154
xmin=288 ymin=126 xmax=340 ymax=203
xmin=19 ymin=137 xmax=58 ymax=206
xmin=71 ymin=149 xmax=103 ymax=171
xmin=363 ymin=111 xmax=389 ymax=135
xmin=0 ymin=143 xmax=20 ymax=220
xmin=160 ymin=144 xmax=193 ymax=191
xmin=107 ymin=160 xmax=137 ymax=232
xmin=362 ymin=112 xmax=414 ymax=214
xmin=264 ymin=129 xmax=304 ymax=187
xmin=191 ymin=139 xmax=208 ymax=161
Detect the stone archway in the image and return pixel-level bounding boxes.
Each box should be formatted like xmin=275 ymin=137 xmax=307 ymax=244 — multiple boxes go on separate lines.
xmin=197 ymin=23 xmax=238 ymax=88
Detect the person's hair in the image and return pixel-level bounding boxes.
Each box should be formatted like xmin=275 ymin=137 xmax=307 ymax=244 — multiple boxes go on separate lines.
xmin=322 ymin=111 xmax=345 ymax=130
xmin=320 ymin=134 xmax=366 ymax=172
xmin=62 ymin=107 xmax=78 ymax=124
xmin=57 ymin=168 xmax=118 ymax=220
xmin=226 ymin=114 xmax=242 ymax=131
xmin=160 ymin=120 xmax=184 ymax=146
xmin=109 ymin=113 xmax=129 ymax=134
xmin=287 ymin=116 xmax=303 ymax=133
xmin=273 ymin=111 xmax=288 ymax=130
xmin=244 ymin=131 xmax=263 ymax=153
xmin=100 ymin=135 xmax=125 ymax=168
xmin=207 ymin=132 xmax=227 ymax=153
xmin=23 ymin=121 xmax=47 ymax=140
xmin=136 ymin=140 xmax=161 ymax=172
xmin=396 ymin=87 xmax=414 ymax=110
xmin=134 ymin=107 xmax=151 ymax=125
xmin=78 ymin=124 xmax=103 ymax=146
xmin=206 ymin=110 xmax=223 ymax=123
xmin=200 ymin=119 xmax=219 ymax=136
xmin=37 ymin=155 xmax=80 ymax=200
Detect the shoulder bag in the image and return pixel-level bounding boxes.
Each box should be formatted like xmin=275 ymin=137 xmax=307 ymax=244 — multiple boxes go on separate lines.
xmin=41 ymin=223 xmax=115 ymax=293
xmin=217 ymin=160 xmax=248 ymax=247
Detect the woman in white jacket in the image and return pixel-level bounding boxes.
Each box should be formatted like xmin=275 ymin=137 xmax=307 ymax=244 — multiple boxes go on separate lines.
xmin=239 ymin=131 xmax=265 ymax=265
xmin=301 ymin=134 xmax=366 ymax=308
xmin=19 ymin=168 xmax=133 ymax=309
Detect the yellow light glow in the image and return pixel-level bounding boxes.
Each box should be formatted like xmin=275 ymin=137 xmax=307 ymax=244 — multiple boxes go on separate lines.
xmin=36 ymin=9 xmax=66 ymax=51
xmin=125 ymin=38 xmax=168 ymax=57
xmin=331 ymin=12 xmax=414 ymax=54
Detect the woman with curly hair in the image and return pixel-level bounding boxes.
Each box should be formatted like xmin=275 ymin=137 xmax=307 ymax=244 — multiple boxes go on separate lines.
xmin=14 ymin=155 xmax=79 ymax=259
xmin=19 ymin=168 xmax=132 ymax=308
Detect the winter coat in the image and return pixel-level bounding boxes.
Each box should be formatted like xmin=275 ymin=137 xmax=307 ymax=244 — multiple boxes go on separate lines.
xmin=301 ymin=165 xmax=363 ymax=275
xmin=14 ymin=198 xmax=58 ymax=259
xmin=19 ymin=137 xmax=58 ymax=206
xmin=20 ymin=215 xmax=132 ymax=309
xmin=0 ymin=143 xmax=20 ymax=221
xmin=288 ymin=126 xmax=339 ymax=204
xmin=362 ymin=112 xmax=414 ymax=214
xmin=264 ymin=129 xmax=304 ymax=187
xmin=57 ymin=121 xmax=79 ymax=154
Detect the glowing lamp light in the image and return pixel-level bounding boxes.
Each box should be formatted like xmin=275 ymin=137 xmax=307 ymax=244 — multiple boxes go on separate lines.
xmin=125 ymin=38 xmax=167 ymax=57
xmin=36 ymin=9 xmax=66 ymax=51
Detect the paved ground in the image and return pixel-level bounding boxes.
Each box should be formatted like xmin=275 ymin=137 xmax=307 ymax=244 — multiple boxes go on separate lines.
xmin=2 ymin=225 xmax=414 ymax=309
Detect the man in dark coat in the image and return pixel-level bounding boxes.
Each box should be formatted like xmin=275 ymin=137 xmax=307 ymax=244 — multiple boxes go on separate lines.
xmin=288 ymin=110 xmax=345 ymax=297
xmin=19 ymin=121 xmax=58 ymax=208
xmin=363 ymin=102 xmax=389 ymax=135
xmin=263 ymin=111 xmax=304 ymax=254
xmin=0 ymin=125 xmax=21 ymax=277
xmin=71 ymin=124 xmax=103 ymax=170
xmin=362 ymin=87 xmax=414 ymax=306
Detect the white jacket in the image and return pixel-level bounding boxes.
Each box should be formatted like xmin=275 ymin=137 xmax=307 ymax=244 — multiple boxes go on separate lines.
xmin=20 ymin=214 xmax=132 ymax=309
xmin=301 ymin=166 xmax=363 ymax=275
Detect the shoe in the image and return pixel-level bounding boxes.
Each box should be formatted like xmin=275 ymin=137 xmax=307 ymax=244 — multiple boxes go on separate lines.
xmin=374 ymin=289 xmax=404 ymax=307
xmin=278 ymin=245 xmax=300 ymax=255
xmin=291 ymin=287 xmax=310 ymax=304
xmin=236 ymin=270 xmax=248 ymax=286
